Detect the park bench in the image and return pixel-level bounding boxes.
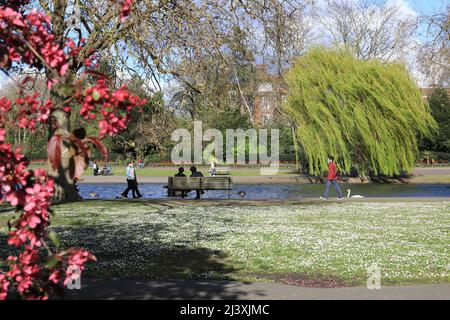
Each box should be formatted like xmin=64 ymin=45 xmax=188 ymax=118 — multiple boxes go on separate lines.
xmin=98 ymin=166 xmax=113 ymax=176
xmin=213 ymin=167 xmax=231 ymax=176
xmin=167 ymin=176 xmax=233 ymax=198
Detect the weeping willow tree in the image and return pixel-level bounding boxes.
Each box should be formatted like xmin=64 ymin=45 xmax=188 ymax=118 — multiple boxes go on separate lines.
xmin=284 ymin=47 xmax=437 ymax=177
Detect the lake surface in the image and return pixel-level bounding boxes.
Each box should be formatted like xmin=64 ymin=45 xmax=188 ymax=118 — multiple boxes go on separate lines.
xmin=78 ymin=183 xmax=450 ymax=200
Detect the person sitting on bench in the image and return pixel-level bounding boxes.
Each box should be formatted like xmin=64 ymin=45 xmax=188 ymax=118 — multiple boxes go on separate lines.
xmin=189 ymin=166 xmax=205 ymax=200
xmin=175 ymin=167 xmax=186 ymax=177
xmin=174 ymin=167 xmax=187 ymax=198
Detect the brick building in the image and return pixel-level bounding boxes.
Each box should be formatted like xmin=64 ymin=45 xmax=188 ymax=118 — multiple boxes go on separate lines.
xmin=252 ymin=65 xmax=288 ymax=127
xmin=420 ymin=87 xmax=450 ymax=99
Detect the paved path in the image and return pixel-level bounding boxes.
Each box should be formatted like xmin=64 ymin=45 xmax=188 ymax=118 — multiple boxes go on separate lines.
xmin=65 ymin=279 xmax=450 ymax=300
xmin=414 ymin=167 xmax=450 ymax=175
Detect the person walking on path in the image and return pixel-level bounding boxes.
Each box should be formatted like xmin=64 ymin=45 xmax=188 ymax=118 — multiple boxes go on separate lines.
xmin=320 ymin=155 xmax=344 ymax=200
xmin=92 ymin=162 xmax=98 ymax=176
xmin=121 ymin=162 xmax=142 ymax=199
xmin=173 ymin=167 xmax=187 ymax=198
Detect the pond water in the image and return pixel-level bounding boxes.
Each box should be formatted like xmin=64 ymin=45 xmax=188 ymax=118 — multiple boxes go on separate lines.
xmin=78 ymin=183 xmax=450 ymax=200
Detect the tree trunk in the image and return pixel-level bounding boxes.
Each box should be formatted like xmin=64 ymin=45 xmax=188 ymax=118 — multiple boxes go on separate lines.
xmin=233 ymin=66 xmax=254 ymax=124
xmin=48 ymin=108 xmax=82 ymax=203
xmin=291 ymin=126 xmax=300 ymax=172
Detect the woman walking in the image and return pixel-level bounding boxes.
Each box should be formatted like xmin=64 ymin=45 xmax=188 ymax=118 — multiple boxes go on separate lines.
xmin=120 ymin=162 xmax=143 ymax=199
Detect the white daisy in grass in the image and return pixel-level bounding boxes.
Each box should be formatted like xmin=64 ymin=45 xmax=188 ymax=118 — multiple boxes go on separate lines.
xmin=0 ymin=201 xmax=448 ymax=284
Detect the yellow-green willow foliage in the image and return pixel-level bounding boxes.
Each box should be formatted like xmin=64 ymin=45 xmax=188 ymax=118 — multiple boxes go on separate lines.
xmin=284 ymin=47 xmax=437 ymax=176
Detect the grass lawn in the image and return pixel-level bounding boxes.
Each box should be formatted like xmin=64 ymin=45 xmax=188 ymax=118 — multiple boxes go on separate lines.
xmin=27 ymin=164 xmax=298 ymax=177
xmin=27 ymin=164 xmax=450 ymax=183
xmin=410 ymin=174 xmax=450 ymax=184
xmin=1 ymin=200 xmax=449 ymax=287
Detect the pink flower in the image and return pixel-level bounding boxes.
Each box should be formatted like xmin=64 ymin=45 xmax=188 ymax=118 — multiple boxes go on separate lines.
xmin=0 ymin=7 xmax=69 ymax=80
xmin=61 ymin=248 xmax=96 ymax=286
xmin=59 ymin=62 xmax=69 ymax=76
xmin=78 ymin=80 xmax=146 ymax=137
xmin=48 ymin=270 xmax=61 ymax=284
xmin=0 ymin=274 xmax=10 ymax=300
xmin=0 ymin=130 xmax=5 ymax=143
xmin=0 ymin=97 xmax=12 ymax=113
xmin=8 ymin=228 xmax=42 ymax=248
xmin=119 ymin=0 xmax=134 ymax=22
xmin=16 ymin=275 xmax=33 ymax=293
xmin=22 ymin=215 xmax=41 ymax=229
xmin=67 ymin=248 xmax=96 ymax=268
xmin=84 ymin=57 xmax=92 ymax=67
xmin=14 ymin=94 xmax=53 ymax=131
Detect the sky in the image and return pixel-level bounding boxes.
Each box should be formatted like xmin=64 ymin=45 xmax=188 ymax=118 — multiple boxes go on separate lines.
xmin=405 ymin=0 xmax=449 ymax=42
xmin=405 ymin=0 xmax=448 ymax=15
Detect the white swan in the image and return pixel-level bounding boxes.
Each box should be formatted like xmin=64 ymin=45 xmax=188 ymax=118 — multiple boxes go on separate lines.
xmin=347 ymin=189 xmax=365 ymax=198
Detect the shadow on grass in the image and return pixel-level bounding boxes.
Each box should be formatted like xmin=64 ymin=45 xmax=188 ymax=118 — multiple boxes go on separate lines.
xmin=39 ymin=205 xmax=259 ymax=299
xmin=52 ymin=222 xmax=235 ymax=276
xmin=1 ymin=208 xmax=265 ymax=299
xmin=63 ymin=277 xmax=266 ymax=300
xmin=369 ymin=174 xmax=413 ymax=184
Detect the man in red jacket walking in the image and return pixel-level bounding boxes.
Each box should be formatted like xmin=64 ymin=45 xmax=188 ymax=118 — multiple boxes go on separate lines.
xmin=320 ymin=155 xmax=344 ymax=200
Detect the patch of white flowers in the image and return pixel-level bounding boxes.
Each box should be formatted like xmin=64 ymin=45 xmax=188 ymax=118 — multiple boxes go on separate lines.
xmin=0 ymin=201 xmax=448 ymax=284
